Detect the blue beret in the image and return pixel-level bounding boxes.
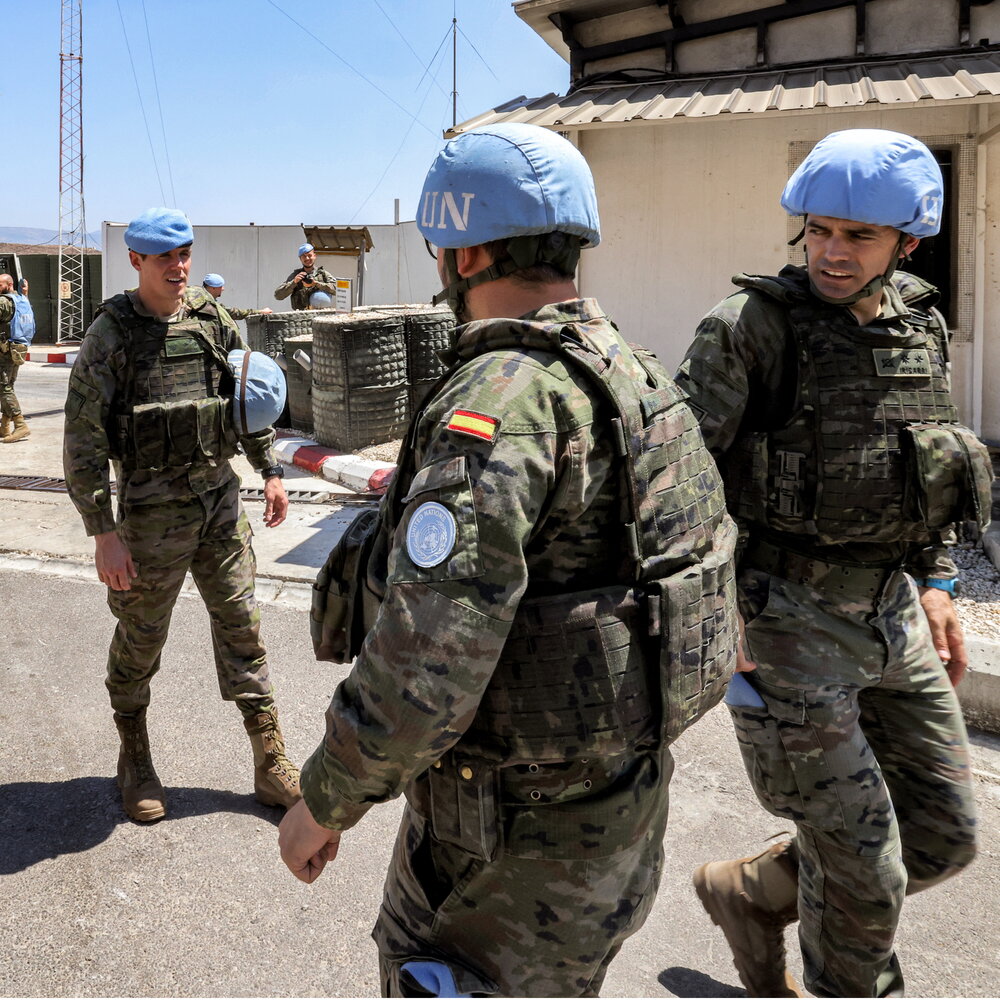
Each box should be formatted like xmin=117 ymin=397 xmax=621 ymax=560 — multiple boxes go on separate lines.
xmin=203 ymin=273 xmax=225 ymax=287
xmin=298 ymin=243 xmax=314 ymax=256
xmin=125 ymin=208 xmax=194 ymax=254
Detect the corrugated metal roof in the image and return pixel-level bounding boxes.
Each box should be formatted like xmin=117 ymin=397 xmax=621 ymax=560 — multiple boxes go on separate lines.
xmin=449 ymin=51 xmax=1000 ymax=134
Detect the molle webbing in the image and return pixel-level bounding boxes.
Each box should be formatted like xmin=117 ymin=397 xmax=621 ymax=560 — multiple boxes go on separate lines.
xmin=459 ymin=586 xmax=657 ymax=764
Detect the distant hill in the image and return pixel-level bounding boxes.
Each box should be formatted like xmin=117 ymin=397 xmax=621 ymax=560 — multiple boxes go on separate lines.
xmin=0 ymin=226 xmax=102 ymax=249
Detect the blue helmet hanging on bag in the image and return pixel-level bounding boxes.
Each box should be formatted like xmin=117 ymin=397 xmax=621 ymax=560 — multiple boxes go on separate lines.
xmin=416 ymin=123 xmax=601 ymax=314
xmin=228 ymin=349 xmax=286 ymax=435
xmin=781 ymin=129 xmax=943 ymax=304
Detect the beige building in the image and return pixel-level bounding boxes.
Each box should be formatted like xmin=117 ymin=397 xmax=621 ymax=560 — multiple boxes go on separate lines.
xmin=456 ymin=0 xmax=1000 ymax=443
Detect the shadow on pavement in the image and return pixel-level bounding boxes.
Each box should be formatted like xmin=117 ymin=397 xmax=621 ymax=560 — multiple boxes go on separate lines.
xmin=658 ymin=966 xmax=744 ymax=997
xmin=0 ymin=776 xmax=282 ymax=874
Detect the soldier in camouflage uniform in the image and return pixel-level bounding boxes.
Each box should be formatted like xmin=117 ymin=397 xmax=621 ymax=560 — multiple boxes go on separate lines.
xmin=280 ymin=124 xmax=739 ymax=997
xmin=273 ymin=243 xmax=336 ymax=311
xmin=0 ymin=272 xmax=31 ymax=443
xmin=202 ymin=272 xmax=272 ymax=321
xmin=64 ymin=208 xmax=302 ymax=824
xmin=676 ymin=130 xmax=993 ymax=998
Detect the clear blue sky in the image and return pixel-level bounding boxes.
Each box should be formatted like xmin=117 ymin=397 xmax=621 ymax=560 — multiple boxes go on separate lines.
xmin=6 ymin=0 xmax=568 ymax=234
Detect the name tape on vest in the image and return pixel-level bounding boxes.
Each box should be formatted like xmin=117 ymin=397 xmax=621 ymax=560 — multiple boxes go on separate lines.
xmin=872 ymin=348 xmax=932 ymax=377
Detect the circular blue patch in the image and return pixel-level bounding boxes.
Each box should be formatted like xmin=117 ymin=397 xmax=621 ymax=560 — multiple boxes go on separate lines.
xmin=406 ymin=502 xmax=457 ymax=568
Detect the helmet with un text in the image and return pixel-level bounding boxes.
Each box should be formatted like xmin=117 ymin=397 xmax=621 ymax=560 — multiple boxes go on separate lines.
xmin=417 ymin=123 xmax=600 ymax=313
xmin=228 ymin=349 xmax=286 ymax=435
xmin=781 ymin=129 xmax=942 ymax=303
xmin=781 ymin=129 xmax=943 ymax=237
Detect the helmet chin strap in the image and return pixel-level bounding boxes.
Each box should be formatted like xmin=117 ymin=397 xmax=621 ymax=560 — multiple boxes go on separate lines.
xmin=807 ymin=231 xmax=907 ymax=307
xmin=432 ymin=248 xmax=522 ymax=319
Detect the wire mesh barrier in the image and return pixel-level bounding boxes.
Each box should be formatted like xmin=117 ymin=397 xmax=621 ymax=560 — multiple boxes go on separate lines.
xmin=283 ymin=333 xmax=314 ymax=433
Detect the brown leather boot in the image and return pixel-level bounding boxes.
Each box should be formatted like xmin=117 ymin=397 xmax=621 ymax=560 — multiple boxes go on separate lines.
xmin=2 ymin=414 xmax=30 ymax=443
xmin=693 ymin=841 xmax=802 ymax=997
xmin=114 ymin=711 xmax=166 ymax=822
xmin=0 ymin=415 xmax=9 ymax=439
xmin=243 ymin=706 xmax=302 ymax=808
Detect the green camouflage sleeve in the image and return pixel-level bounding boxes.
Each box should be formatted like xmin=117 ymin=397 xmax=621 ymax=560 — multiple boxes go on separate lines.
xmin=0 ymin=296 xmax=14 ymax=325
xmin=300 ymin=351 xmax=602 ymax=830
xmin=309 ymin=268 xmax=337 ymax=295
xmin=223 ymin=305 xmax=255 ymax=321
xmin=273 ymin=270 xmax=299 ymax=301
xmin=63 ymin=316 xmax=126 ymax=536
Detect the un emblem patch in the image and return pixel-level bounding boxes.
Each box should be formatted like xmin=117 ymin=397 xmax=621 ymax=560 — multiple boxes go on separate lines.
xmin=405 ymin=502 xmax=457 ymax=568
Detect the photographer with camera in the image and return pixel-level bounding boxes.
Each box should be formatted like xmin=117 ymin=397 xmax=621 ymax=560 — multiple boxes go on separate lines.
xmin=273 ymin=242 xmax=336 ymax=311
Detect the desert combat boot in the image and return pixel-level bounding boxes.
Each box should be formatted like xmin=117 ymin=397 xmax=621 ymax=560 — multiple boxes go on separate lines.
xmin=113 ymin=711 xmax=166 ymax=822
xmin=243 ymin=706 xmax=302 ymax=809
xmin=693 ymin=840 xmax=802 ymax=997
xmin=2 ymin=414 xmax=29 ymax=443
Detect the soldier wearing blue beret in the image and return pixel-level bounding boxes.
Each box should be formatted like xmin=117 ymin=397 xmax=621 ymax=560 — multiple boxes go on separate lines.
xmin=273 ymin=242 xmax=336 ymax=311
xmin=678 ymin=130 xmax=991 ymax=998
xmin=63 ymin=207 xmax=301 ymax=823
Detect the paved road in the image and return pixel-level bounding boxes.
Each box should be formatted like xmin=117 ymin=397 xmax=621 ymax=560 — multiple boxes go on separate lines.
xmin=2 ymin=362 xmax=1000 ymax=998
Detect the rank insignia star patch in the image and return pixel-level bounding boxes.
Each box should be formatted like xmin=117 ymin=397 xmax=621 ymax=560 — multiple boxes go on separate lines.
xmin=446 ymin=409 xmax=499 ymax=442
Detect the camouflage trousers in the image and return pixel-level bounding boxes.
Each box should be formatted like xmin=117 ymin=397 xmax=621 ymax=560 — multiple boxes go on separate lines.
xmin=0 ymin=343 xmax=26 ymax=418
xmin=105 ymin=478 xmax=272 ymax=716
xmin=733 ymin=567 xmax=977 ymax=998
xmin=374 ymin=748 xmax=673 ymax=997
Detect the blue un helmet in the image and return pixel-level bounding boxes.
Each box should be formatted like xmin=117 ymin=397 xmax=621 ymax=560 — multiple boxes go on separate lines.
xmin=781 ymin=128 xmax=943 ymax=303
xmin=228 ymin=349 xmax=287 ymax=435
xmin=416 ymin=123 xmax=601 ymax=314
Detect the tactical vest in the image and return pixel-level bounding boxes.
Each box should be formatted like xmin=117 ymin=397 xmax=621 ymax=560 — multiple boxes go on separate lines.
xmin=723 ymin=273 xmax=993 ymax=543
xmin=365 ymin=315 xmax=737 ymax=759
xmin=101 ymin=292 xmax=239 ymax=471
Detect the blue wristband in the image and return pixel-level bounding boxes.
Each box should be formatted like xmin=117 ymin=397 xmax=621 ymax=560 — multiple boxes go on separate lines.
xmin=914 ymin=577 xmax=960 ymax=596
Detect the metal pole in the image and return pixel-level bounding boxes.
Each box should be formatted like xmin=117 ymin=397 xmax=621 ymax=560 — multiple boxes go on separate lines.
xmin=452 ymin=16 xmax=457 ymax=128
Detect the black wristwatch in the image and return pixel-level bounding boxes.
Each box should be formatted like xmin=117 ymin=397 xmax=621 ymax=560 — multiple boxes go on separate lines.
xmin=261 ymin=465 xmax=284 ymax=480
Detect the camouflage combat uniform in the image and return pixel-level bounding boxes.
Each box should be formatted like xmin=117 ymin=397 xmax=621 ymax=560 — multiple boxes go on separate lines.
xmin=215 ymin=301 xmax=261 ymax=322
xmin=0 ymin=294 xmax=26 ymax=422
xmin=676 ymin=266 xmax=989 ymax=997
xmin=273 ymin=264 xmax=336 ymax=311
xmin=302 ymin=298 xmax=737 ymax=997
xmin=63 ymin=286 xmax=280 ymax=718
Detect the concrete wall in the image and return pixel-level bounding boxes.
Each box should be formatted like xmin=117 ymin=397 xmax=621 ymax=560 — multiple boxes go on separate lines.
xmin=101 ymin=220 xmax=438 ymax=317
xmin=575 ymin=101 xmax=1000 ymax=442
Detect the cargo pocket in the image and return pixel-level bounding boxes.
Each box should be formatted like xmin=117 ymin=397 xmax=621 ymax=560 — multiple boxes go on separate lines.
xmin=729 ymin=686 xmax=845 ymax=832
xmin=381 ymin=953 xmax=497 ymax=998
xmin=390 ymin=455 xmax=483 ymax=584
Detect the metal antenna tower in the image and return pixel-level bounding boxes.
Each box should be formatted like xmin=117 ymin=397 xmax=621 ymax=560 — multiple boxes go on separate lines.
xmin=57 ymin=0 xmax=87 ymax=344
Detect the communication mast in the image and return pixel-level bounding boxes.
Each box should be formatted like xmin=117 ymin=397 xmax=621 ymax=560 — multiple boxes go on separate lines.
xmin=57 ymin=0 xmax=87 ymax=344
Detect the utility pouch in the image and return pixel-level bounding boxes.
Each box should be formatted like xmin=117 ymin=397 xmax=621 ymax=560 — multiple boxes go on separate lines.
xmin=8 ymin=342 xmax=27 ymax=367
xmin=409 ymin=753 xmax=500 ymax=862
xmin=311 ymin=506 xmax=380 ymax=662
xmin=649 ymin=518 xmax=739 ymax=744
xmin=128 ymin=402 xmax=169 ymax=470
xmin=903 ymin=422 xmax=994 ymax=530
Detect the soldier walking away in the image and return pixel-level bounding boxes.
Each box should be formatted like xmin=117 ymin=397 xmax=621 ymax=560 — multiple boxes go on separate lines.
xmin=202 ymin=272 xmax=272 ymax=321
xmin=280 ymin=124 xmax=739 ymax=997
xmin=676 ymin=129 xmax=993 ymax=998
xmin=273 ymin=242 xmax=336 ymax=311
xmin=0 ymin=271 xmax=36 ymax=443
xmin=63 ymin=207 xmax=302 ymax=823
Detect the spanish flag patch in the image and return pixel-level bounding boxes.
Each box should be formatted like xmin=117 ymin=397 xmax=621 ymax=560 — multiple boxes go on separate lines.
xmin=446 ymin=409 xmax=500 ymax=442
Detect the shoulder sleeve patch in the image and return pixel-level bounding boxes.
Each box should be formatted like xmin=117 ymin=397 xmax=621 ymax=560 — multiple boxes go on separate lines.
xmin=446 ymin=409 xmax=500 ymax=442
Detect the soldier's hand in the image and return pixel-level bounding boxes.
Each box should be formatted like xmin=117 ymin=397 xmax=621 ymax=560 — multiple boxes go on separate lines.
xmin=94 ymin=530 xmax=137 ymax=591
xmin=263 ymin=476 xmax=288 ymax=527
xmin=918 ymin=586 xmax=968 ymax=685
xmin=279 ymin=798 xmax=342 ymax=883
xmin=735 ymin=612 xmax=757 ymax=672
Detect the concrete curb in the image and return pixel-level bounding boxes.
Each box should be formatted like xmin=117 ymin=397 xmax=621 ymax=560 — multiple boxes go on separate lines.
xmin=959 ymin=636 xmax=1000 ymax=734
xmin=273 ymin=432 xmax=395 ymax=493
xmin=25 ymin=348 xmax=78 ymax=365
xmin=983 ymin=522 xmax=1000 ymax=574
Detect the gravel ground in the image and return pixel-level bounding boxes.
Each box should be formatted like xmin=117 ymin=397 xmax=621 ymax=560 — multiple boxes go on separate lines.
xmin=356 ymin=439 xmax=403 ymax=464
xmin=953 ymin=538 xmax=1000 ymax=641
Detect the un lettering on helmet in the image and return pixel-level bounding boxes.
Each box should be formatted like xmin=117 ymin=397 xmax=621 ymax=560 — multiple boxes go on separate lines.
xmin=416 ymin=124 xmax=601 ymax=249
xmin=780 ymin=128 xmax=944 ymax=238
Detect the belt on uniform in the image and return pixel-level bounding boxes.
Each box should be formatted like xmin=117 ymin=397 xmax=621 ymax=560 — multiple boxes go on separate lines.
xmin=742 ymin=538 xmax=894 ymax=600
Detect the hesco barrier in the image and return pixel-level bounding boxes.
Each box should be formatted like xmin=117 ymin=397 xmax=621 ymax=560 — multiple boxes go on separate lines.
xmin=405 ymin=306 xmax=454 ymax=415
xmin=283 ymin=333 xmax=313 ymax=433
xmin=246 ymin=309 xmax=339 ymax=359
xmin=312 ymin=312 xmax=409 ymax=450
